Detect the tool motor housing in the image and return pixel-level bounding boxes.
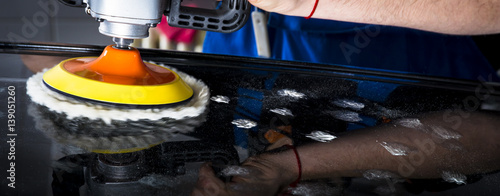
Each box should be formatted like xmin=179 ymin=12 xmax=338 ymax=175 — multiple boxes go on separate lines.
xmin=62 ymin=0 xmax=250 ymax=40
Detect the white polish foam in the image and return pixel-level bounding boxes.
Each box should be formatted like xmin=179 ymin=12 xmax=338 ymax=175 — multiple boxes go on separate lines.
xmin=26 ymin=64 xmax=210 ymax=124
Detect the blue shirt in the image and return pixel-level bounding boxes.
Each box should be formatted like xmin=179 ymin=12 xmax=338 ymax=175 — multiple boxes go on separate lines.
xmin=203 ymin=13 xmax=498 ymax=81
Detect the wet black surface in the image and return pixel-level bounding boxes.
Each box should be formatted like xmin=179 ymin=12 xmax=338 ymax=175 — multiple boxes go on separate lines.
xmin=1 ymin=43 xmax=500 ymax=195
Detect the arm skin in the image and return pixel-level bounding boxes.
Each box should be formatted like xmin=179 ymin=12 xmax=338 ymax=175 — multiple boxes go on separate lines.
xmin=20 ymin=55 xmax=67 ymax=73
xmin=192 ymin=111 xmax=500 ymax=195
xmin=283 ymin=111 xmax=500 ymax=180
xmin=248 ymin=0 xmax=500 ymax=35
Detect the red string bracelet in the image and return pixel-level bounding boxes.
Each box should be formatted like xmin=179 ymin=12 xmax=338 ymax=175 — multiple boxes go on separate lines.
xmin=285 ymin=144 xmax=302 ymax=187
xmin=305 ymin=0 xmax=319 ymax=19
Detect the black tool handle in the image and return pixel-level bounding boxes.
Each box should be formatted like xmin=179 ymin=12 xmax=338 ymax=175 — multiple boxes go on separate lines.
xmin=165 ymin=0 xmax=250 ymax=33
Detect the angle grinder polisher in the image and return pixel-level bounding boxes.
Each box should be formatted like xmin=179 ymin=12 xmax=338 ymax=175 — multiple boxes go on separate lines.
xmin=26 ymin=46 xmax=210 ymax=153
xmin=25 ymin=0 xmax=251 ymax=153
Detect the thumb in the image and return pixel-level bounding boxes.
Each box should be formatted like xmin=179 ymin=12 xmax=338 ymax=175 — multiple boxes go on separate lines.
xmin=194 ymin=163 xmax=226 ymax=196
xmin=248 ymin=0 xmax=297 ymax=15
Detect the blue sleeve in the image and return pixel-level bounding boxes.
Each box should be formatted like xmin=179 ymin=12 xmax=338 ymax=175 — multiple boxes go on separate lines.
xmin=203 ymin=13 xmax=498 ymax=82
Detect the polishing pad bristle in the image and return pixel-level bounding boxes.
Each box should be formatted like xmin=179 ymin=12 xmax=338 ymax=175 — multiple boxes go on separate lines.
xmin=27 ymin=64 xmax=209 ymax=124
xmin=26 ymin=64 xmax=210 ymax=153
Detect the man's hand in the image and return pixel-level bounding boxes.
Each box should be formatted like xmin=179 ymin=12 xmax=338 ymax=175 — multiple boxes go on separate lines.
xmin=247 ymin=0 xmax=500 ymax=35
xmin=247 ymin=0 xmax=308 ymax=17
xmin=21 ymin=55 xmax=67 ymax=73
xmin=191 ymin=153 xmax=298 ymax=196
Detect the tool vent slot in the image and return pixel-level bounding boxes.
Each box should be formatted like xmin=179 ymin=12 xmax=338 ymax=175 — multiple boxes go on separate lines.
xmin=178 ymin=21 xmax=189 ymax=26
xmin=241 ymin=1 xmax=247 ymax=10
xmin=193 ymin=16 xmax=205 ymax=21
xmin=193 ymin=23 xmax=204 ymax=28
xmin=208 ymin=18 xmax=220 ymax=23
xmin=222 ymin=24 xmax=238 ymax=31
xmin=207 ymin=25 xmax=218 ymax=30
xmin=223 ymin=13 xmax=239 ymax=24
xmin=179 ymin=15 xmax=190 ymax=19
xmin=234 ymin=0 xmax=240 ymax=10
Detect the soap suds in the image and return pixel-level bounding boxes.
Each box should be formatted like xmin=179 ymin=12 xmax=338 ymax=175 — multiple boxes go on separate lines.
xmin=305 ymin=131 xmax=337 ymax=143
xmin=221 ymin=166 xmax=250 ymax=176
xmin=442 ymin=171 xmax=467 ymax=185
xmin=332 ymin=99 xmax=365 ymax=110
xmin=269 ymin=108 xmax=294 ymax=117
xmin=379 ymin=141 xmax=413 ymax=156
xmin=210 ymin=95 xmax=230 ymax=104
xmin=396 ymin=118 xmax=424 ymax=129
xmin=327 ymin=110 xmax=362 ymax=122
xmin=429 ymin=125 xmax=462 ymax=140
xmin=277 ymin=89 xmax=306 ymax=99
xmin=231 ymin=119 xmax=257 ymax=129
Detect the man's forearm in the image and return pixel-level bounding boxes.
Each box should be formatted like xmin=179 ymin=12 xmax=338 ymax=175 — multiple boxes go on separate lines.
xmin=250 ymin=0 xmax=500 ymax=35
xmin=304 ymin=111 xmax=500 ymax=179
xmin=264 ymin=111 xmax=500 ymax=182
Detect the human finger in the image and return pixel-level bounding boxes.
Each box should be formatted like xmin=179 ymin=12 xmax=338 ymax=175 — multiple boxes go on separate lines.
xmin=247 ymin=0 xmax=299 ymax=15
xmin=20 ymin=55 xmax=67 ymax=73
xmin=266 ymin=136 xmax=293 ymax=151
xmin=192 ymin=163 xmax=227 ymax=196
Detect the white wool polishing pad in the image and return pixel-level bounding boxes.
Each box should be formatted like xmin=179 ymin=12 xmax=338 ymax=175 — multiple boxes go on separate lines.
xmin=26 ymin=63 xmax=210 ymax=124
